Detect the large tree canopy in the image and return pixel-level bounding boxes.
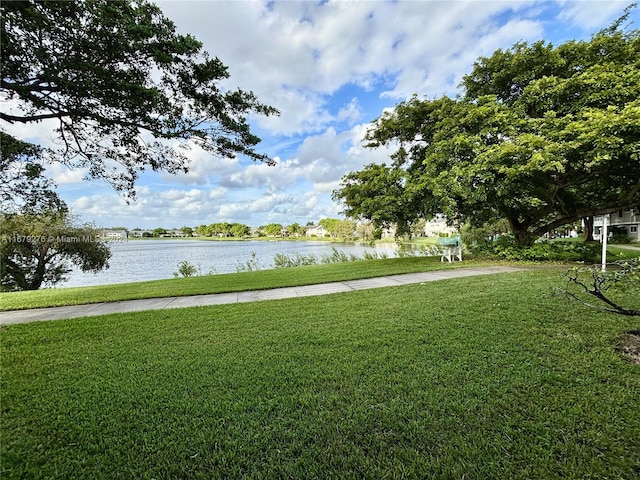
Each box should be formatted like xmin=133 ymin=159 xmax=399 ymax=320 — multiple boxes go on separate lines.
xmin=0 ymin=132 xmax=111 ymax=291
xmin=0 ymin=131 xmax=64 ymax=214
xmin=0 ymin=209 xmax=111 ymax=291
xmin=1 ymin=0 xmax=278 ymax=198
xmin=335 ymin=13 xmax=640 ymax=246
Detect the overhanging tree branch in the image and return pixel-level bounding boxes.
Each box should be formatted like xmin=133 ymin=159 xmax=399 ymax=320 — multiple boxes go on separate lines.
xmin=1 ymin=0 xmax=279 ymax=198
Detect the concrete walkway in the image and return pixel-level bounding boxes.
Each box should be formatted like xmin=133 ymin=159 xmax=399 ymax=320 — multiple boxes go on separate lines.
xmin=1 ymin=266 xmax=522 ymax=325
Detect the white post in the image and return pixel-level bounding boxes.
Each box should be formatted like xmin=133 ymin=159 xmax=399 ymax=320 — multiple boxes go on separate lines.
xmin=601 ymin=214 xmax=608 ymax=272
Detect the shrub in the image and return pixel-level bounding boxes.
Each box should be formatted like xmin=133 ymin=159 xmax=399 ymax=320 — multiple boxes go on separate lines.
xmin=321 ymin=248 xmax=349 ymax=264
xmin=236 ymin=252 xmax=261 ymax=272
xmin=609 ymin=227 xmax=631 ymax=244
xmin=471 ymin=236 xmax=601 ymax=262
xmin=272 ymin=248 xmax=390 ymax=268
xmin=273 ymin=252 xmax=317 ymax=268
xmin=173 ymin=261 xmax=216 ymax=277
xmin=396 ymin=244 xmax=441 ymax=258
xmin=173 ymin=260 xmax=199 ymax=277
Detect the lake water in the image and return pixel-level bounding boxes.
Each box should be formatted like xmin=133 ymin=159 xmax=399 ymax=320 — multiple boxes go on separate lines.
xmin=64 ymin=239 xmax=400 ymax=288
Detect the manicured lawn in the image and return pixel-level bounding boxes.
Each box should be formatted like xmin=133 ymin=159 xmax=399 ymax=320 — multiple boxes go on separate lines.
xmin=1 ymin=269 xmax=638 ymax=479
xmin=0 ymin=256 xmax=496 ymax=311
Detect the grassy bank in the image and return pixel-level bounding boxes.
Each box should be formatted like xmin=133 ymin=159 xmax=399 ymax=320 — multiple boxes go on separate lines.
xmin=1 ymin=269 xmax=638 ymax=479
xmin=2 ymin=243 xmax=637 ymax=312
xmin=0 ymin=257 xmax=494 ymax=311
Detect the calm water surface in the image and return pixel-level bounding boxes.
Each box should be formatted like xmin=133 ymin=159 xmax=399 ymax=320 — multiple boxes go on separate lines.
xmin=64 ymin=239 xmax=399 ymax=288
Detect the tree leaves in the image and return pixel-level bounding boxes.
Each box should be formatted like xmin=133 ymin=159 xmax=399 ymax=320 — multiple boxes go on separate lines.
xmin=335 ymin=12 xmax=640 ymax=246
xmin=0 ymin=211 xmax=111 ymax=291
xmin=1 ymin=0 xmax=279 ymax=198
xmin=0 ymin=132 xmax=66 ymax=214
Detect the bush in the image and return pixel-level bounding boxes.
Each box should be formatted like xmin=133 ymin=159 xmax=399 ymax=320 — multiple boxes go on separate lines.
xmin=173 ymin=261 xmax=216 ymax=277
xmin=321 ymin=248 xmax=349 ymax=264
xmin=396 ymin=245 xmax=442 ymax=258
xmin=173 ymin=260 xmax=199 ymax=277
xmin=236 ymin=252 xmax=261 ymax=272
xmin=272 ymin=248 xmax=389 ymax=269
xmin=273 ymin=252 xmax=318 ymax=268
xmin=471 ymin=236 xmax=601 ymax=262
xmin=609 ymin=227 xmax=631 ymax=244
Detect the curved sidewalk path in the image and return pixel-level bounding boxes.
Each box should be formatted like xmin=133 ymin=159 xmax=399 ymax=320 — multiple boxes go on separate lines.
xmin=1 ymin=266 xmax=522 ymax=325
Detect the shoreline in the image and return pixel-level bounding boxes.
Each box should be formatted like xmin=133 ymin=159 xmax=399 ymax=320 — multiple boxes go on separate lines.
xmin=124 ymin=235 xmax=400 ymax=244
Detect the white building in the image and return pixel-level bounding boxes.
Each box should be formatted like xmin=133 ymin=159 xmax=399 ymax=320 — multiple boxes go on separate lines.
xmin=423 ymin=214 xmax=459 ymax=237
xmin=130 ymin=229 xmax=152 ymax=238
xmin=305 ymin=225 xmax=328 ymax=237
xmin=100 ymin=229 xmax=127 ymax=240
xmin=593 ymin=209 xmax=639 ymax=242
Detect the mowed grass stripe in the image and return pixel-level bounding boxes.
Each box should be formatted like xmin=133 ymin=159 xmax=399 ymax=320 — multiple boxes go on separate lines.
xmin=1 ymin=270 xmax=639 ymax=479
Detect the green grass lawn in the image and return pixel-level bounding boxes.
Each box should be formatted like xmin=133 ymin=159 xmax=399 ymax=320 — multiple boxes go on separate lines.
xmin=1 ymin=269 xmax=639 ymax=479
xmin=0 ymin=256 xmax=497 ymax=311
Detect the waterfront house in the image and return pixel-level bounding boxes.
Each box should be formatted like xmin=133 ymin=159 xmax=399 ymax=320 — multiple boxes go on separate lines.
xmin=100 ymin=229 xmax=127 ymax=240
xmin=305 ymin=225 xmax=328 ymax=237
xmin=130 ymin=229 xmax=153 ymax=238
xmin=423 ymin=214 xmax=459 ymax=237
xmin=593 ymin=209 xmax=639 ymax=242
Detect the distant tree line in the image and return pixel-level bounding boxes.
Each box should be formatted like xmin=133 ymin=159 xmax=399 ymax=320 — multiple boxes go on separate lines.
xmin=195 ymin=223 xmax=252 ymax=238
xmin=135 ymin=218 xmax=376 ymax=240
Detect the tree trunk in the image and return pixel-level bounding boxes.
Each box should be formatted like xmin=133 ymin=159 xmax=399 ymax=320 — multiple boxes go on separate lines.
xmin=29 ymin=256 xmax=47 ymax=290
xmin=508 ymin=219 xmax=536 ymax=247
xmin=583 ymin=216 xmax=594 ymax=242
xmin=514 ymin=230 xmax=536 ymax=247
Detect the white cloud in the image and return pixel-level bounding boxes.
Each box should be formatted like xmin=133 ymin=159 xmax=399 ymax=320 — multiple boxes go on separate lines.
xmin=160 ymin=141 xmax=242 ymax=185
xmin=158 ymin=0 xmax=550 ymax=130
xmin=47 ymin=163 xmax=88 ymax=185
xmin=1 ymin=96 xmax=61 ymax=147
xmin=556 ymin=0 xmax=631 ymax=30
xmin=251 ymin=88 xmax=334 ymax=136
xmin=337 ymin=98 xmax=362 ymax=125
xmin=70 ymin=187 xmax=231 ymax=228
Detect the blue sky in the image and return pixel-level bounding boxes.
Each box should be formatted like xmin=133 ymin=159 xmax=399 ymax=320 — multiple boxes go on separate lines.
xmin=4 ymin=0 xmax=637 ymax=229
